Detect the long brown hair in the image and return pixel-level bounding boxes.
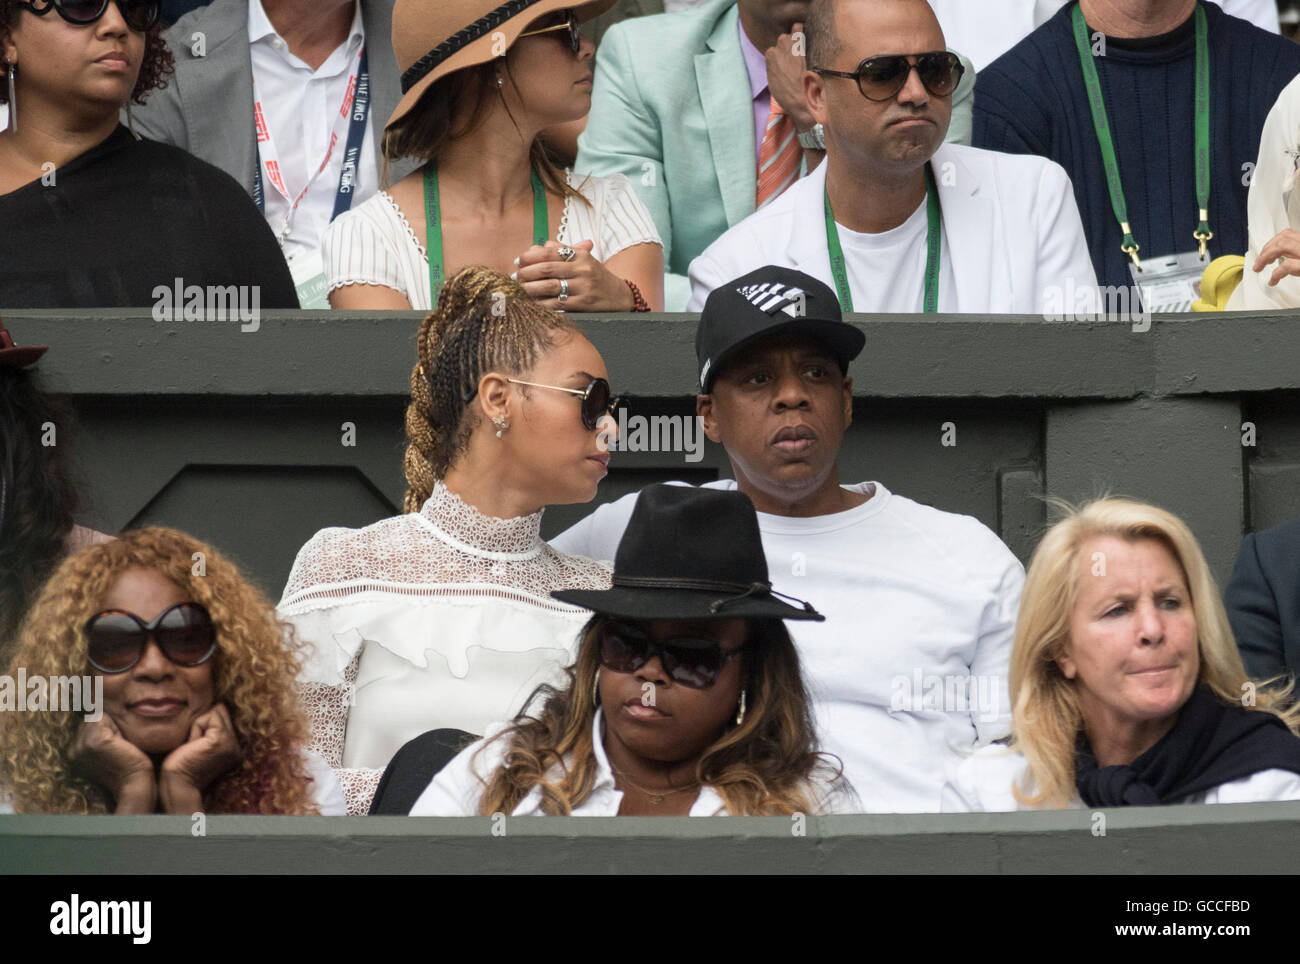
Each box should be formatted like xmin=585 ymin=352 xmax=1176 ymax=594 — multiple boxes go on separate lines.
xmin=475 ymin=615 xmax=846 ymax=815
xmin=402 ymin=265 xmax=578 ymax=511
xmin=0 ymin=527 xmax=319 ymax=814
xmin=380 ymin=58 xmax=580 ymax=201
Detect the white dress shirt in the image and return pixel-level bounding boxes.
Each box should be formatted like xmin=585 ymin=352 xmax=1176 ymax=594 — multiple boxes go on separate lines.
xmin=411 ymin=708 xmax=858 ymax=815
xmin=247 ymin=0 xmax=376 ymax=264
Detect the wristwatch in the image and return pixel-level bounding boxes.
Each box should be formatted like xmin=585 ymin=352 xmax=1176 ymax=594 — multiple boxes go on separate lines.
xmin=797 ymin=123 xmax=825 ymax=151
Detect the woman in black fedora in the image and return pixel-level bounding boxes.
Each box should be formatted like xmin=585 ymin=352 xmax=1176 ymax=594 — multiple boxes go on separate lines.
xmin=410 ymin=484 xmax=856 ymax=816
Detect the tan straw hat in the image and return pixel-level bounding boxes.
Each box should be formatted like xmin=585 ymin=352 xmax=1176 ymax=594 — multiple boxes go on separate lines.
xmin=389 ymin=0 xmax=616 ymax=133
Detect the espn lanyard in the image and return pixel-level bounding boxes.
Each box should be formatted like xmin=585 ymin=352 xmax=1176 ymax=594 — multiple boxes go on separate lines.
xmin=1072 ymin=3 xmax=1212 ymax=265
xmin=252 ymin=45 xmax=370 ymax=237
xmin=824 ymin=163 xmax=942 ymax=313
xmin=423 ymin=163 xmax=548 ymax=303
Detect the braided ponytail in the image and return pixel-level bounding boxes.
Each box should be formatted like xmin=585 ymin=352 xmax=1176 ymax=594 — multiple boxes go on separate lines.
xmin=402 ymin=266 xmax=576 ymax=512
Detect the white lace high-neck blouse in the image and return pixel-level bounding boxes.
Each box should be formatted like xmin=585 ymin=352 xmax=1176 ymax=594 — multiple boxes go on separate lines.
xmin=278 ymin=482 xmax=611 ymax=814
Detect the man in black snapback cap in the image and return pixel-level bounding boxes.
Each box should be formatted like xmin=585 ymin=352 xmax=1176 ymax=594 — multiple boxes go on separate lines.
xmin=552 ymin=265 xmax=1023 ymax=812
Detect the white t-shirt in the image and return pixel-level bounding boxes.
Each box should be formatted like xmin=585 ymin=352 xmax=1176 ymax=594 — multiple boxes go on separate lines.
xmin=550 ymin=479 xmax=1025 ymax=813
xmin=247 ymin=0 xmax=376 ymax=263
xmin=322 ymin=170 xmax=661 ymax=310
xmin=942 ymin=743 xmax=1300 ymax=811
xmin=411 ymin=709 xmax=859 ymax=816
xmin=832 ymin=195 xmax=957 ymax=314
xmin=0 ymin=748 xmax=345 ymax=815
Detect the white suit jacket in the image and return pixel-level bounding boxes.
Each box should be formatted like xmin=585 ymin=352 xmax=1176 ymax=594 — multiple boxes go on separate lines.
xmin=686 ymin=143 xmax=1098 ymax=314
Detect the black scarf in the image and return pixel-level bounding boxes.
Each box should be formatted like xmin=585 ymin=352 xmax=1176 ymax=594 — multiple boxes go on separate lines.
xmin=1075 ymin=686 xmax=1300 ymax=807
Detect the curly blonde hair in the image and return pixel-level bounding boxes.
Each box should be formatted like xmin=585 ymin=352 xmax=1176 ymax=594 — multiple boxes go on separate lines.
xmin=0 ymin=527 xmax=319 ymax=815
xmin=1009 ymin=497 xmax=1299 ymax=809
xmin=476 ymin=615 xmax=845 ymax=816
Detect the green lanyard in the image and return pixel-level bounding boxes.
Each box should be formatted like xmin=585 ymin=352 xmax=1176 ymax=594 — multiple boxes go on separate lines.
xmin=1071 ymin=2 xmax=1212 ymax=265
xmin=824 ymin=163 xmax=941 ymax=313
xmin=423 ymin=163 xmax=549 ymax=303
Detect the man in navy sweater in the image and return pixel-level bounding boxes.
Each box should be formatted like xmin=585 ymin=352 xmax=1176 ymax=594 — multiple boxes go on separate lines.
xmin=974 ymin=0 xmax=1300 ymax=292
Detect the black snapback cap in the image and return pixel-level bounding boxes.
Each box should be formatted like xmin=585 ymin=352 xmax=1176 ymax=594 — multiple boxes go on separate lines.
xmin=695 ymin=266 xmax=865 ymax=392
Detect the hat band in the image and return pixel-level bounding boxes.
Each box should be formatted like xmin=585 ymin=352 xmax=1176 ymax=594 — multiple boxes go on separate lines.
xmin=400 ymin=0 xmax=547 ymax=95
xmin=611 ymin=574 xmax=768 ymax=595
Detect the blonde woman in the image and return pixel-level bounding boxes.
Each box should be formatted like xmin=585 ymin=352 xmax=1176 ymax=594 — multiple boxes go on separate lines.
xmin=943 ymin=498 xmax=1300 ymax=811
xmin=0 ymin=527 xmax=342 ymax=815
xmin=280 ymin=266 xmax=615 ymax=814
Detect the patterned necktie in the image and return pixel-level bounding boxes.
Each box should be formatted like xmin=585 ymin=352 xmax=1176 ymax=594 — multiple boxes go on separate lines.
xmin=756 ymin=95 xmax=801 ymax=209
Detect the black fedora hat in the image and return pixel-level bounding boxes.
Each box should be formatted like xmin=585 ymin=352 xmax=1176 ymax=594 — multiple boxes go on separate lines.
xmin=553 ymin=485 xmax=824 ymax=622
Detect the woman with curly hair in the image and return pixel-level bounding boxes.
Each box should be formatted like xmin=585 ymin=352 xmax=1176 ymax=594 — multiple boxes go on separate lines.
xmin=0 ymin=526 xmax=344 ymax=814
xmin=943 ymin=497 xmax=1300 ymax=811
xmin=0 ymin=0 xmax=297 ymax=307
xmin=279 ymin=265 xmax=616 ymax=814
xmin=411 ymin=485 xmax=857 ymax=816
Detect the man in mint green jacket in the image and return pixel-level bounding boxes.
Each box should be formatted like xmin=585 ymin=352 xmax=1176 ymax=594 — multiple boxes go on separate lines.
xmin=576 ymin=0 xmax=974 ymax=308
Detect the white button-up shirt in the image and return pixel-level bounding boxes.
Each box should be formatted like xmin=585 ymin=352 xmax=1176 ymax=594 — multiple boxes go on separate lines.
xmin=247 ymin=0 xmax=376 ymax=263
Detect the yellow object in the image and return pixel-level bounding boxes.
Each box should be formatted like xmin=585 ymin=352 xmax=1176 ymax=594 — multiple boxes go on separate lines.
xmin=1191 ymin=255 xmax=1244 ymax=311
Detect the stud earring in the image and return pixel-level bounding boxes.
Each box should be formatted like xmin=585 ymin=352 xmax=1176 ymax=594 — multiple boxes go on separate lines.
xmin=496 ymin=75 xmax=504 ymax=88
xmin=7 ymin=65 xmax=16 ymax=134
xmin=491 ymin=415 xmax=508 ymax=438
xmin=735 ymin=689 xmax=746 ymax=727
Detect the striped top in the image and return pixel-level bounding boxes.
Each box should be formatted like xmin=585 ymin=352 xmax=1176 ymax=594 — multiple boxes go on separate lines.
xmin=321 ymin=170 xmax=662 ymax=310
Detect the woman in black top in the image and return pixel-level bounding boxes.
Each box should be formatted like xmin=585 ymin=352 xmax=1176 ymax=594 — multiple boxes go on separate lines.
xmin=0 ymin=0 xmax=297 ymax=309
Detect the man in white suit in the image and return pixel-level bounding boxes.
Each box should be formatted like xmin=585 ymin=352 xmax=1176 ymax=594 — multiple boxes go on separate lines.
xmin=688 ymin=0 xmax=1098 ymax=314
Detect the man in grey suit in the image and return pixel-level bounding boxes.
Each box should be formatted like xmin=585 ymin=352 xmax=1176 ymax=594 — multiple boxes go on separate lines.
xmin=132 ymin=1 xmax=415 ymax=302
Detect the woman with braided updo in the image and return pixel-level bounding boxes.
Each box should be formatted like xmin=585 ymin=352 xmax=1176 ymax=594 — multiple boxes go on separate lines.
xmin=279 ymin=266 xmax=617 ymax=813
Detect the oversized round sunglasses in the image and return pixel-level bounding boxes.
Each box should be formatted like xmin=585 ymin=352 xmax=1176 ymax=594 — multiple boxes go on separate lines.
xmin=17 ymin=0 xmax=161 ymax=32
xmin=504 ymin=376 xmax=620 ymax=431
xmin=814 ymin=51 xmax=964 ymax=102
xmin=84 ymin=602 xmax=217 ymax=674
xmin=600 ymin=620 xmax=743 ymax=689
xmin=517 ymin=9 xmax=581 ymax=55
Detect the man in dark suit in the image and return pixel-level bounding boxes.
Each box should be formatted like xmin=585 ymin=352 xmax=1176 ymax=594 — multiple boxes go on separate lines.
xmin=1225 ymin=516 xmax=1300 ymax=685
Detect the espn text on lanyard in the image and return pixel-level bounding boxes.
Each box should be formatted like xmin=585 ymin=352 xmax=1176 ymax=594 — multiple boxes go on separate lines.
xmin=1073 ymin=5 xmax=1212 ymax=313
xmin=252 ymin=45 xmax=371 ymax=308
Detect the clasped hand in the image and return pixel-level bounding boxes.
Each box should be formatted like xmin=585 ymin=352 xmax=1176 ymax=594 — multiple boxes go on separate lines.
xmin=69 ymin=703 xmax=241 ymax=814
xmin=513 ymin=239 xmax=634 ymax=311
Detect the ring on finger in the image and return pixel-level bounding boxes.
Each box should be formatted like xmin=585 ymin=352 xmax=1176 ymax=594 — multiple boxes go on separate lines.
xmin=558 ymin=245 xmax=576 ymax=262
xmin=558 ymin=278 xmax=569 ymax=302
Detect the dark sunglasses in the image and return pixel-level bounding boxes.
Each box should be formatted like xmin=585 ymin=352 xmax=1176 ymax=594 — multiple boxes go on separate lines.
xmin=504 ymin=376 xmax=620 ymax=431
xmin=517 ymin=9 xmax=581 ymax=55
xmin=84 ymin=602 xmax=217 ymax=674
xmin=17 ymin=0 xmax=160 ymax=32
xmin=600 ymin=621 xmax=743 ymax=689
xmin=814 ymin=51 xmax=964 ymax=102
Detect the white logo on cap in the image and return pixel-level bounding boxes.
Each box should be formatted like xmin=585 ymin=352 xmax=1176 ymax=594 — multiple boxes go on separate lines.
xmin=736 ymin=282 xmax=807 ymax=318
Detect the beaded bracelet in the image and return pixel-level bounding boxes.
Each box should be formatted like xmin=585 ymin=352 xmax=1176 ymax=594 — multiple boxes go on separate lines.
xmin=625 ymin=279 xmax=651 ymax=312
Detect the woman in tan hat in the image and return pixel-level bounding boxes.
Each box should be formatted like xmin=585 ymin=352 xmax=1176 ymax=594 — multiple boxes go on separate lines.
xmin=322 ymin=0 xmax=664 ymax=313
